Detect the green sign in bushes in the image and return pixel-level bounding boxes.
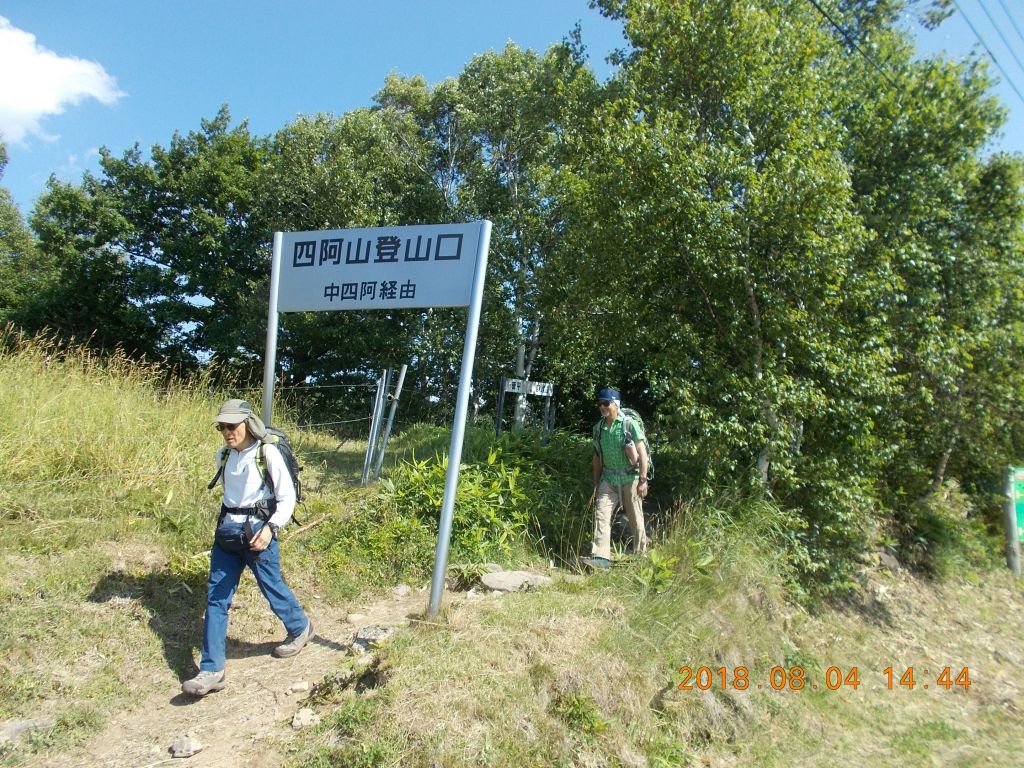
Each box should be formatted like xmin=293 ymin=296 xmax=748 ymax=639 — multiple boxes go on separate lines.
xmin=1013 ymin=469 xmax=1024 ymax=544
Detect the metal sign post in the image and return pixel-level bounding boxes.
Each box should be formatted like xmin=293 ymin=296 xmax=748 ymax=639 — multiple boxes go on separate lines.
xmin=427 ymin=220 xmax=491 ymax=616
xmin=261 ymin=231 xmax=284 ymax=426
xmin=496 ymin=378 xmax=554 ymax=438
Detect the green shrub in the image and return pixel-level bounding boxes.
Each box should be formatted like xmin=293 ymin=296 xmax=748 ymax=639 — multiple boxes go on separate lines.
xmin=303 ymin=425 xmax=596 ymax=592
xmin=896 ymin=480 xmax=1000 ymax=578
xmin=380 ymin=448 xmax=530 ymax=562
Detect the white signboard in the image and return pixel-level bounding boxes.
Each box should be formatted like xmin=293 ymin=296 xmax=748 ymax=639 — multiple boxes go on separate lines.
xmin=278 ymin=223 xmax=482 ymax=312
xmin=504 ymin=378 xmax=554 ymax=396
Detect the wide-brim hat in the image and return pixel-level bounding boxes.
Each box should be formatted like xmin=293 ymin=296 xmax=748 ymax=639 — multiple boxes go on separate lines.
xmin=216 ymin=398 xmax=254 ymax=425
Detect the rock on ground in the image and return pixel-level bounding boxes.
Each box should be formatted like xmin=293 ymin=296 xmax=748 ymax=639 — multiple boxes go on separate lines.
xmin=291 ymin=708 xmax=320 ymax=730
xmin=479 ymin=570 xmax=553 ymax=592
xmin=169 ymin=734 xmax=203 ymax=758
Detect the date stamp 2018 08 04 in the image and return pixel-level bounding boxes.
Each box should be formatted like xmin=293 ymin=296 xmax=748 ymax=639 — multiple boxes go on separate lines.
xmin=676 ymin=665 xmax=971 ymax=692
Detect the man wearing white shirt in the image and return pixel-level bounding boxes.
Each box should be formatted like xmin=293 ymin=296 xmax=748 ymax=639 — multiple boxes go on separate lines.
xmin=181 ymin=399 xmax=312 ymax=697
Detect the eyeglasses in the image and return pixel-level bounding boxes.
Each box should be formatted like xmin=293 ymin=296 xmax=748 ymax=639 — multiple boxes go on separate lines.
xmin=598 ymin=400 xmax=612 ymax=407
xmin=216 ymin=422 xmax=242 ymax=432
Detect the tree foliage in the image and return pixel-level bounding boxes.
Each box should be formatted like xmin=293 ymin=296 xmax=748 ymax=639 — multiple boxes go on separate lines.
xmin=0 ymin=143 xmax=47 ymax=327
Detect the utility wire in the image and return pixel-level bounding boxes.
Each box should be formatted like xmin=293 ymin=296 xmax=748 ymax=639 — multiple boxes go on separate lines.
xmin=953 ymin=0 xmax=1024 ymax=106
xmin=805 ymin=0 xmax=902 ymax=89
xmin=976 ymin=0 xmax=1024 ymax=81
xmin=994 ymin=0 xmax=1024 ymax=52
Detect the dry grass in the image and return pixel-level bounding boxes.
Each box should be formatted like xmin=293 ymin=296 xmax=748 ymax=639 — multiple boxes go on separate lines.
xmin=283 ymin=560 xmax=1024 ymax=768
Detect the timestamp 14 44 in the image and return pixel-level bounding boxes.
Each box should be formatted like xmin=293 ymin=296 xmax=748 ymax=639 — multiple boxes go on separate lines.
xmin=883 ymin=666 xmax=971 ymax=690
xmin=676 ymin=665 xmax=971 ymax=691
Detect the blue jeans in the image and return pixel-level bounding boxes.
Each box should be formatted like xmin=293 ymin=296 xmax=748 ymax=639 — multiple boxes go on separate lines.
xmin=200 ymin=538 xmax=308 ymax=672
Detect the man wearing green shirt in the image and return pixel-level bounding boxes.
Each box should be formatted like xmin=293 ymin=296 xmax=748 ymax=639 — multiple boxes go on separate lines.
xmin=587 ymin=387 xmax=649 ymax=568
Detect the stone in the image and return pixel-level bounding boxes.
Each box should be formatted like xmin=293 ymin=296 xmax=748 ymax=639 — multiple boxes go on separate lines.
xmin=351 ymin=625 xmax=395 ymax=655
xmin=169 ymin=734 xmax=203 ymax=758
xmin=393 ymin=583 xmax=412 ymax=597
xmin=355 ymin=626 xmax=395 ymax=646
xmin=878 ymin=552 xmax=902 ymax=572
xmin=479 ymin=570 xmax=553 ymax=593
xmin=287 ymin=681 xmax=310 ymax=694
xmin=292 ymin=708 xmax=320 ymax=730
xmin=346 ymin=613 xmax=366 ymax=624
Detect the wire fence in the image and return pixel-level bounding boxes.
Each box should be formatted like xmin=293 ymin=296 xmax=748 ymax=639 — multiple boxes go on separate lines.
xmin=4 ymin=369 xmax=560 ymax=490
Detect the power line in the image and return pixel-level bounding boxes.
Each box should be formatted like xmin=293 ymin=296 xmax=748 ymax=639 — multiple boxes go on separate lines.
xmin=976 ymin=0 xmax=1024 ymax=81
xmin=993 ymin=0 xmax=1024 ymax=52
xmin=805 ymin=0 xmax=902 ymax=89
xmin=953 ymin=0 xmax=1024 ymax=107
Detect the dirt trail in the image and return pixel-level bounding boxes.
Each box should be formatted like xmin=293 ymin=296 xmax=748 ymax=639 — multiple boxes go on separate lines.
xmin=49 ymin=585 xmax=439 ymax=768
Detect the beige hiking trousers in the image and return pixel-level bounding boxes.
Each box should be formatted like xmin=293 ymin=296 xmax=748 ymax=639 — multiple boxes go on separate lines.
xmin=591 ymin=478 xmax=648 ymax=560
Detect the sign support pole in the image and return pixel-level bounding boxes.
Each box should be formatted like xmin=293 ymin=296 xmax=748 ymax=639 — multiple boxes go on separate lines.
xmin=428 ymin=220 xmax=492 ymax=617
xmin=261 ymin=232 xmax=284 ymax=427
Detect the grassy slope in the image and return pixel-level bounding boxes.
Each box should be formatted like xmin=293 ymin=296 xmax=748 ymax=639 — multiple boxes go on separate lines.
xmin=283 ymin=533 xmax=1024 ymax=767
xmin=1 ymin=337 xmax=1022 ymax=767
xmin=0 ymin=336 xmax=366 ymax=760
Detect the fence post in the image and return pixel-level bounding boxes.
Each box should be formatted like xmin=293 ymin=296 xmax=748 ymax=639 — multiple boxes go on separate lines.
xmin=496 ymin=376 xmax=506 ymax=437
xmin=372 ymin=364 xmax=408 ymax=479
xmin=361 ymin=370 xmax=388 ymax=485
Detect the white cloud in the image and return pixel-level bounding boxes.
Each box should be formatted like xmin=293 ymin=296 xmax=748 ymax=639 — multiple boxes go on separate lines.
xmin=0 ymin=16 xmax=124 ymax=144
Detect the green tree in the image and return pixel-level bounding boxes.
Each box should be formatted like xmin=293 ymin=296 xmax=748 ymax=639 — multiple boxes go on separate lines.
xmin=99 ymin=106 xmax=269 ymax=370
xmin=25 ymin=106 xmax=267 ymax=370
xmin=550 ymin=0 xmax=901 ymax=582
xmin=376 ymin=41 xmax=601 ymax=425
xmin=835 ymin=17 xmax=1024 ymax=531
xmin=27 ymin=177 xmax=163 ymax=358
xmin=257 ymin=109 xmax=450 ymax=422
xmin=0 ymin=143 xmax=47 ymax=327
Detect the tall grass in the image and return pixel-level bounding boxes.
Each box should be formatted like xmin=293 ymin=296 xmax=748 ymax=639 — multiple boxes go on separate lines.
xmin=0 ymin=332 xmax=233 ymax=745
xmin=0 ymin=329 xmax=223 ymax=553
xmin=0 ymin=331 xmax=362 ymax=758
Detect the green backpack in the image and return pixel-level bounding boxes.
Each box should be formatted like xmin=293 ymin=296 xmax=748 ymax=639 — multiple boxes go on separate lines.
xmin=592 ymin=408 xmax=653 ymax=480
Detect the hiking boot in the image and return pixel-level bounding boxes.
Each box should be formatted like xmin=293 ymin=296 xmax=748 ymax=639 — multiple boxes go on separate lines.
xmin=582 ymin=556 xmax=611 ymax=570
xmin=181 ymin=670 xmax=226 ymax=697
xmin=273 ymin=620 xmax=313 ymax=658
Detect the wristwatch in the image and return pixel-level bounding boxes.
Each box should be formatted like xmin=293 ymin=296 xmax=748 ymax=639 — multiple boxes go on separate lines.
xmin=268 ymin=522 xmax=280 ymax=537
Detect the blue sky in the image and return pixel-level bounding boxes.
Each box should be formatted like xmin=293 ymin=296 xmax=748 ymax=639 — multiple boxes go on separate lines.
xmin=1 ymin=1 xmax=1021 ymax=216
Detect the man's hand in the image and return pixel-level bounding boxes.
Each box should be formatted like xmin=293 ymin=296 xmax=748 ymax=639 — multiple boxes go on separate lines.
xmin=249 ymin=524 xmax=273 ymax=551
xmin=638 ymin=479 xmax=649 ymax=500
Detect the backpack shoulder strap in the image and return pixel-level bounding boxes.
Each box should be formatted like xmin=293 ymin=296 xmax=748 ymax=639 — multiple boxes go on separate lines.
xmin=257 ymin=441 xmax=275 ymax=496
xmin=207 ymin=446 xmax=231 ymax=490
